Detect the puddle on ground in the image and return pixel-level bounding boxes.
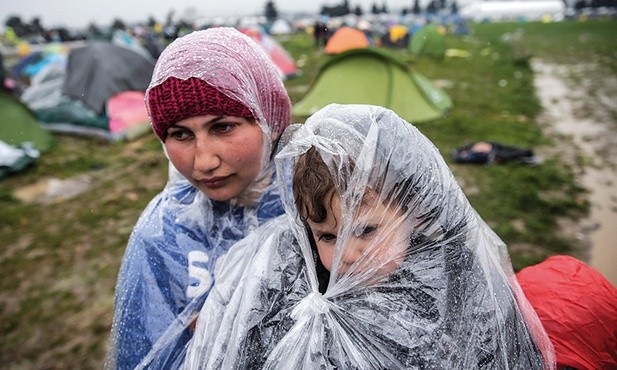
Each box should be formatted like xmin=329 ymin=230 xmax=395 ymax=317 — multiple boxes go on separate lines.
xmin=13 ymin=175 xmax=93 ymax=204
xmin=533 ymin=60 xmax=617 ymax=286
xmin=582 ymin=166 xmax=617 ymax=284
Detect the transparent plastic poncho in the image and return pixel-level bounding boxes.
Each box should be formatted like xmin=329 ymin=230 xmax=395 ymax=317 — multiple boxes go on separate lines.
xmin=106 ymin=28 xmax=291 ymax=370
xmin=182 ymin=104 xmax=555 ymax=369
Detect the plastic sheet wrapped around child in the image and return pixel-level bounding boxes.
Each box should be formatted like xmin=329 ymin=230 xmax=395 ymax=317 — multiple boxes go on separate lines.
xmin=181 ymin=104 xmax=555 ymax=369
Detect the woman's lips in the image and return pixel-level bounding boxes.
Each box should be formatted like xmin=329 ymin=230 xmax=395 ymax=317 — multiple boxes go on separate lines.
xmin=200 ymin=175 xmax=230 ymax=189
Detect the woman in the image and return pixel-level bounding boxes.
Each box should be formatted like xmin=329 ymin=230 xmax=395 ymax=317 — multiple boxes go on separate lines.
xmin=105 ymin=27 xmax=291 ymax=370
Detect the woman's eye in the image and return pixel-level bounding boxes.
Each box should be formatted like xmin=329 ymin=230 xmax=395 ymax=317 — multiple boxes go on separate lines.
xmin=211 ymin=122 xmax=237 ymax=134
xmin=168 ymin=130 xmax=191 ymax=141
xmin=318 ymin=233 xmax=337 ymax=243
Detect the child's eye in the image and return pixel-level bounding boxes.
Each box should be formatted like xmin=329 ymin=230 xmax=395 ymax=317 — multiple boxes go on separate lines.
xmin=354 ymin=225 xmax=377 ymax=237
xmin=318 ymin=233 xmax=337 ymax=243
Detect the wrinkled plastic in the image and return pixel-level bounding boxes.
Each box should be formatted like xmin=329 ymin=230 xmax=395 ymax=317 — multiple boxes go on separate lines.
xmin=0 ymin=141 xmax=39 ymax=179
xmin=105 ymin=27 xmax=291 ymax=370
xmin=183 ymin=104 xmax=555 ymax=369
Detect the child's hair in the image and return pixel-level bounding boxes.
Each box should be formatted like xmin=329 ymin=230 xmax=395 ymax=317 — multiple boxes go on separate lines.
xmin=293 ymin=147 xmax=417 ymax=224
xmin=293 ymin=147 xmax=335 ymax=224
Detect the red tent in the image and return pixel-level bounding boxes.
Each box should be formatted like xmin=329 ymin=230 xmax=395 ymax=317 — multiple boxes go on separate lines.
xmin=240 ymin=27 xmax=297 ymax=80
xmin=517 ymin=255 xmax=617 ymax=370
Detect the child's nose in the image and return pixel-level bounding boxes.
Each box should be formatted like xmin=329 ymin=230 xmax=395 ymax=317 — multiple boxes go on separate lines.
xmin=341 ymin=240 xmax=366 ymax=265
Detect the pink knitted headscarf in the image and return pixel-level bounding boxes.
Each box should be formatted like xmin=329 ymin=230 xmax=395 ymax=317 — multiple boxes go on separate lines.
xmin=146 ymin=27 xmax=291 ymax=142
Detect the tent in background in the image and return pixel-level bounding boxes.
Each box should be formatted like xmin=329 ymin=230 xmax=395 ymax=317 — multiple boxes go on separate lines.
xmin=0 ymin=91 xmax=55 ymax=179
xmin=62 ymin=41 xmax=154 ymax=115
xmin=106 ymin=91 xmax=151 ymax=141
xmin=380 ymin=24 xmax=410 ymax=48
xmin=0 ymin=91 xmax=54 ymax=152
xmin=292 ymin=48 xmax=453 ymax=123
xmin=240 ymin=27 xmax=298 ymax=79
xmin=269 ymin=19 xmax=292 ymax=35
xmin=324 ymin=26 xmax=370 ymax=54
xmin=111 ymin=30 xmax=155 ymax=63
xmin=10 ymin=43 xmax=70 ymax=85
xmin=20 ymin=53 xmax=68 ymax=112
xmin=20 ymin=41 xmax=155 ymax=141
xmin=410 ymin=24 xmax=447 ymax=59
xmin=10 ymin=51 xmax=43 ymax=80
xmin=31 ymin=92 xmax=150 ymax=142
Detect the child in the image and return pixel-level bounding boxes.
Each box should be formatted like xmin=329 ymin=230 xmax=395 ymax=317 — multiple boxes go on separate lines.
xmin=105 ymin=27 xmax=291 ymax=369
xmin=182 ymin=104 xmax=554 ymax=369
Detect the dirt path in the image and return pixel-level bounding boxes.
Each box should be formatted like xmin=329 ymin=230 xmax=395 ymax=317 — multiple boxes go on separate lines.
xmin=533 ymin=59 xmax=617 ymax=286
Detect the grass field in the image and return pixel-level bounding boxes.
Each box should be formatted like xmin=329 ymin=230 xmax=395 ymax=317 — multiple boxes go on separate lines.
xmin=0 ymin=18 xmax=614 ymax=369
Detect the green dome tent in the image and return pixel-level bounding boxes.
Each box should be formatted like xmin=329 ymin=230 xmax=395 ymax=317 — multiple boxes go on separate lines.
xmin=292 ymin=48 xmax=452 ymax=123
xmin=0 ymin=91 xmax=54 ymax=152
xmin=409 ymin=24 xmax=447 ymax=59
xmin=0 ymin=92 xmax=55 ymax=179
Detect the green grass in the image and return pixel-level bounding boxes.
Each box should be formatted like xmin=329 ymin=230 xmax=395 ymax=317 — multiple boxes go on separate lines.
xmin=473 ymin=20 xmax=617 ymax=69
xmin=1 ymin=19 xmax=613 ymax=368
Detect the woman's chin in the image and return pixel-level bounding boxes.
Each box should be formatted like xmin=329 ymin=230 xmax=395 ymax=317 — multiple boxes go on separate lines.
xmin=199 ymin=186 xmax=238 ymax=203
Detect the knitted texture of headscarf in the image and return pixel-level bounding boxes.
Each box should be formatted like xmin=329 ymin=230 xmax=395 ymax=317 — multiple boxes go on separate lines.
xmin=145 ymin=27 xmax=291 ymax=142
xmin=148 ymin=77 xmax=253 ymax=141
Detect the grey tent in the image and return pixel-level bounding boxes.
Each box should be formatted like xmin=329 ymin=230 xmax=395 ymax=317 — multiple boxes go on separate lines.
xmin=62 ymin=42 xmax=155 ymax=115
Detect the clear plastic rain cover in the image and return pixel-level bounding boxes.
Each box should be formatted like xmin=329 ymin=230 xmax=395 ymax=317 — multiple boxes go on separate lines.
xmin=182 ymin=104 xmax=555 ymax=369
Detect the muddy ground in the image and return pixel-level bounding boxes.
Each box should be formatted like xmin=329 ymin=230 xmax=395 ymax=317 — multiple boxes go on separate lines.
xmin=532 ymin=59 xmax=617 ymax=286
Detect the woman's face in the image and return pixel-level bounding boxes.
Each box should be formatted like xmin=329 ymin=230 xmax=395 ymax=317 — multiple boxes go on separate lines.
xmin=164 ymin=114 xmax=264 ymax=202
xmin=306 ymin=191 xmax=411 ymax=278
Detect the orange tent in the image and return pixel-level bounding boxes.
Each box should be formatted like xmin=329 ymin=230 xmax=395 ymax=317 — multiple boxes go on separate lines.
xmin=324 ymin=27 xmax=370 ymax=55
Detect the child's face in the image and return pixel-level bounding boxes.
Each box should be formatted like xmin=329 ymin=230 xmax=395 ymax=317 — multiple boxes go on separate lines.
xmin=306 ymin=191 xmax=411 ymax=278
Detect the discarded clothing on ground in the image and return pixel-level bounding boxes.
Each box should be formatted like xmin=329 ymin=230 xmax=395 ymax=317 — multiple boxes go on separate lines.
xmin=452 ymin=141 xmax=539 ymax=165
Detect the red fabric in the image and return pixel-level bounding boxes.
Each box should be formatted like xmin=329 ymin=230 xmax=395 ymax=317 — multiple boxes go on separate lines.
xmin=147 ymin=77 xmax=253 ymax=141
xmin=517 ymin=255 xmax=617 ymax=370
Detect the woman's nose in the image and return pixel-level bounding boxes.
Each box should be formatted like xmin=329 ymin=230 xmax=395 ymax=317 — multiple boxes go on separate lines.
xmin=193 ymin=139 xmax=220 ymax=173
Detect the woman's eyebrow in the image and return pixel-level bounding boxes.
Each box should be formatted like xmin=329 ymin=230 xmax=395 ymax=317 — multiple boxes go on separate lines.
xmin=169 ymin=116 xmax=228 ymax=129
xmin=208 ymin=115 xmax=227 ymax=123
